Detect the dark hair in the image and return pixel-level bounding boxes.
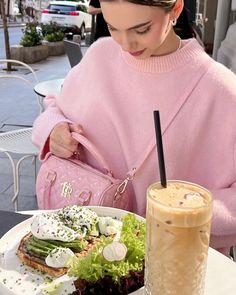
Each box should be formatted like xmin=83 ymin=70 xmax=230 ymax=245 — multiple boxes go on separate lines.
xmin=100 ymin=0 xmax=177 ymax=12
xmin=174 ymin=7 xmax=196 ymax=39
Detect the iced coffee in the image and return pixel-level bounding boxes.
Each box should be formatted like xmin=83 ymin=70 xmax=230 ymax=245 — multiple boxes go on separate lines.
xmin=145 ymin=180 xmax=213 ymax=295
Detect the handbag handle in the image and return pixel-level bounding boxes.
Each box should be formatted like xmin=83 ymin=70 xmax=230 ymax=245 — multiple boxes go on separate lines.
xmin=71 ymin=132 xmax=111 ymax=173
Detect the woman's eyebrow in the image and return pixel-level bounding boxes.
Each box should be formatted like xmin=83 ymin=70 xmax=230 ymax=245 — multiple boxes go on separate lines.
xmin=106 ymin=21 xmax=152 ymax=30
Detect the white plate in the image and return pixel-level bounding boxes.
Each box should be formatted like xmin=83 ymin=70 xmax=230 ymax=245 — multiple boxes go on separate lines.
xmin=0 ymin=207 xmax=145 ymax=295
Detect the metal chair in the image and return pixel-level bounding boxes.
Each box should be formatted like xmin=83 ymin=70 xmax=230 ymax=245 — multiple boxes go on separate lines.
xmin=0 ymin=59 xmax=41 ymax=211
xmin=63 ymin=40 xmax=83 ymax=67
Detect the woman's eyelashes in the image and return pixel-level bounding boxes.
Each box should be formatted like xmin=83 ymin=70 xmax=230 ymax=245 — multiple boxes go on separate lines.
xmin=107 ymin=24 xmax=151 ymax=35
xmin=136 ymin=26 xmax=151 ymax=35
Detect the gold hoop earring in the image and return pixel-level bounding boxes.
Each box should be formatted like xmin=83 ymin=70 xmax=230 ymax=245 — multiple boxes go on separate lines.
xmin=171 ymin=19 xmax=177 ymax=26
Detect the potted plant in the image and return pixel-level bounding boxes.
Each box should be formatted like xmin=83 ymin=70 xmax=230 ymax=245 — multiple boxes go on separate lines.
xmin=20 ymin=22 xmax=43 ymax=47
xmin=41 ymin=22 xmax=66 ymax=56
xmin=11 ymin=22 xmax=49 ymax=63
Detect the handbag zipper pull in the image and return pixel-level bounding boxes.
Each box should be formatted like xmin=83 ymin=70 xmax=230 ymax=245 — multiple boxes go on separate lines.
xmin=115 ymin=168 xmax=136 ymax=197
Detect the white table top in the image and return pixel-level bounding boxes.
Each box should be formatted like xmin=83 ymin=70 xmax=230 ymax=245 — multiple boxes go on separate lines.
xmin=18 ymin=210 xmax=236 ymax=295
xmin=34 ymin=78 xmax=64 ymax=97
xmin=205 ymin=248 xmax=236 ymax=294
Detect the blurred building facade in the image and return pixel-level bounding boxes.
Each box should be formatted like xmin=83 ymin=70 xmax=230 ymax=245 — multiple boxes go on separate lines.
xmin=0 ymin=0 xmax=49 ymax=18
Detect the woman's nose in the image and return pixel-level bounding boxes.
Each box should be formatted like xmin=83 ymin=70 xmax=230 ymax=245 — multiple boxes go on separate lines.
xmin=119 ymin=33 xmax=135 ymax=52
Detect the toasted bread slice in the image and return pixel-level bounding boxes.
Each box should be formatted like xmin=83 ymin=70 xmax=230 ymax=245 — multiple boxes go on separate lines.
xmin=17 ymin=232 xmax=102 ymax=277
xmin=17 ymin=232 xmax=68 ymax=277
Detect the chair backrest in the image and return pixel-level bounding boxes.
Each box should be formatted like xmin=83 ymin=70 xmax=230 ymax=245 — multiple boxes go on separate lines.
xmin=0 ymin=59 xmax=38 ymax=84
xmin=63 ymin=40 xmax=83 ymax=68
xmin=0 ymin=59 xmax=42 ymax=129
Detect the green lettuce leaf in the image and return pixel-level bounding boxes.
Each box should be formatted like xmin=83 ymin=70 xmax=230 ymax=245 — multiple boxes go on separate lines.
xmin=68 ymin=214 xmax=145 ymax=283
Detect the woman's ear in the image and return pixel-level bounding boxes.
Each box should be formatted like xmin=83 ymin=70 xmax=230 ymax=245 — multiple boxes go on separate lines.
xmin=172 ymin=0 xmax=184 ymax=19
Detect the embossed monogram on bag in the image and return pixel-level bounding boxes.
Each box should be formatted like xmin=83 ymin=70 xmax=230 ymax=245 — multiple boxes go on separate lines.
xmin=61 ymin=182 xmax=73 ymax=198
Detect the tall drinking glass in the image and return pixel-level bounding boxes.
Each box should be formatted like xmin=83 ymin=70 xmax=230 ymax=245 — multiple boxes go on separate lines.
xmin=145 ymin=180 xmax=213 ymax=295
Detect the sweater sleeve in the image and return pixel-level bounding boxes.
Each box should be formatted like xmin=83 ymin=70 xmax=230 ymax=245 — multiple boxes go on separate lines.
xmin=210 ymin=180 xmax=236 ymax=250
xmin=206 ymin=64 xmax=236 ymax=250
xmin=32 ymin=93 xmax=72 ymax=160
xmin=32 ymin=41 xmax=104 ymax=160
xmin=211 ymin=185 xmax=236 ymax=235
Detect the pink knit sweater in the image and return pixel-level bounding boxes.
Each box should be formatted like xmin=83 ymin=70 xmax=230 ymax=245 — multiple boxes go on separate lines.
xmin=32 ymin=37 xmax=236 ymax=251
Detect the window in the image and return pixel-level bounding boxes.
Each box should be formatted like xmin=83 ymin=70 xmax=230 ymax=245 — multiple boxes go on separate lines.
xmin=48 ymin=5 xmax=76 ymax=12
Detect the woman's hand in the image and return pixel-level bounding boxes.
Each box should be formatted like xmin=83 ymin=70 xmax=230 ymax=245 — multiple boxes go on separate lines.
xmin=49 ymin=122 xmax=83 ymax=158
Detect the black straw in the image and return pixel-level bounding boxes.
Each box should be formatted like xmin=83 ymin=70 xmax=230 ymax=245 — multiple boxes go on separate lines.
xmin=153 ymin=110 xmax=167 ymax=188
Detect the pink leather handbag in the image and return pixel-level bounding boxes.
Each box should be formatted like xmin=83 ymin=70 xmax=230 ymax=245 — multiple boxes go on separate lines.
xmin=36 ymin=133 xmax=134 ymax=210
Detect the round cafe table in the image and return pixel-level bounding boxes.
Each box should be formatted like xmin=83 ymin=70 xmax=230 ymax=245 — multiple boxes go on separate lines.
xmin=34 ymin=78 xmax=64 ymax=98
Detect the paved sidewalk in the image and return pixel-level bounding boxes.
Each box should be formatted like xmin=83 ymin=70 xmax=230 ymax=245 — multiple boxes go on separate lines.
xmin=0 ymin=15 xmax=32 ymax=28
xmin=0 ymin=47 xmax=88 ymax=212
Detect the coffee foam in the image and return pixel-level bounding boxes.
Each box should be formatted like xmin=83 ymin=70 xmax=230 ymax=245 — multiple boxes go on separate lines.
xmin=147 ymin=181 xmax=212 ymax=227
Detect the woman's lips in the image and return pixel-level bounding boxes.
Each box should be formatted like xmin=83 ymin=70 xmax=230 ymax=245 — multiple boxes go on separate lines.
xmin=129 ymin=49 xmax=146 ymax=57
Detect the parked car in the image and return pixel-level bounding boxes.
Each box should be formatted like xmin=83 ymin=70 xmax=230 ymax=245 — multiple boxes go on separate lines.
xmin=41 ymin=1 xmax=91 ymax=38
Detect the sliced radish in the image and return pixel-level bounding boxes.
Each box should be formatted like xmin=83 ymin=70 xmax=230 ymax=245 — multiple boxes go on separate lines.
xmin=102 ymin=241 xmax=127 ymax=262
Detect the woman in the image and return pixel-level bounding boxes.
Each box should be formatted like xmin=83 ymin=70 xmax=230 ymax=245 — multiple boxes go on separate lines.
xmin=32 ymin=0 xmax=236 ymax=254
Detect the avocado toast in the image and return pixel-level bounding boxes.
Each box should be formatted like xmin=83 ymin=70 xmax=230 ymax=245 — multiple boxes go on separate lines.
xmin=16 ymin=205 xmax=145 ymax=294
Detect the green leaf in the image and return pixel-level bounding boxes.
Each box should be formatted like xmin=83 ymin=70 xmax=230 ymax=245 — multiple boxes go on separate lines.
xmin=68 ymin=214 xmax=145 ymax=283
xmin=20 ymin=21 xmax=43 ymax=47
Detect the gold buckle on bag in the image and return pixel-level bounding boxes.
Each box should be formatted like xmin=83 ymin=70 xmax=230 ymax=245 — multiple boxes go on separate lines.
xmin=77 ymin=191 xmax=92 ymax=206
